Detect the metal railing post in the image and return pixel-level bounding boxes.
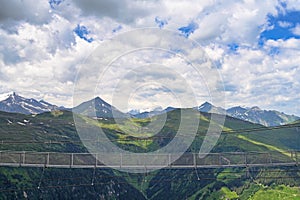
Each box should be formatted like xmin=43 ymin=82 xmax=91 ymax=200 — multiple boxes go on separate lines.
xmin=19 ymin=152 xmax=22 ymax=167
xmin=120 ymin=153 xmax=123 ymax=169
xmin=47 ymin=153 xmax=50 ymax=167
xmin=193 ymin=153 xmax=197 ymax=168
xmin=44 ymin=153 xmax=47 ymax=167
xmin=144 ymin=154 xmax=146 ymax=169
xmin=168 ymin=154 xmax=172 ymax=168
xmin=23 ymin=151 xmax=25 ymax=165
xmin=95 ymin=153 xmax=98 ymax=168
xmin=70 ymin=153 xmax=74 ymax=168
xmin=268 ymin=153 xmax=272 ymax=165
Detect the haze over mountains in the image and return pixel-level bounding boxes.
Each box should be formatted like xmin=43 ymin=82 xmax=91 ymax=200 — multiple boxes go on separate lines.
xmin=0 ymin=92 xmax=298 ymax=126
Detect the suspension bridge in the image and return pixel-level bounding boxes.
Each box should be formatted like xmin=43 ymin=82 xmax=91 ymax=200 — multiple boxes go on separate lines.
xmin=0 ymin=150 xmax=298 ymax=169
xmin=0 ymin=123 xmax=299 ymax=170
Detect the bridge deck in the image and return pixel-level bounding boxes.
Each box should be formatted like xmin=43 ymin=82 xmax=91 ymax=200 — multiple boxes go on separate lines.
xmin=0 ymin=151 xmax=298 ymax=169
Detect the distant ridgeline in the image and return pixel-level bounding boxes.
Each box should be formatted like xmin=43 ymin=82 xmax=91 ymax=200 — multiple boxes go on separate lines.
xmin=0 ymin=92 xmax=299 ymax=127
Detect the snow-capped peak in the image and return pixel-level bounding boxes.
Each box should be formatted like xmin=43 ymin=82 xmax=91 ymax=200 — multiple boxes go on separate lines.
xmin=0 ymin=92 xmax=60 ymax=115
xmin=198 ymin=102 xmax=212 ymax=109
xmin=0 ymin=91 xmax=16 ymax=102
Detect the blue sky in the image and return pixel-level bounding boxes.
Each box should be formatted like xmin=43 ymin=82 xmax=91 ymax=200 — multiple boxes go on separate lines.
xmin=74 ymin=24 xmax=94 ymax=43
xmin=178 ymin=21 xmax=199 ymax=38
xmin=260 ymin=10 xmax=300 ymax=42
xmin=0 ymin=0 xmax=300 ymax=115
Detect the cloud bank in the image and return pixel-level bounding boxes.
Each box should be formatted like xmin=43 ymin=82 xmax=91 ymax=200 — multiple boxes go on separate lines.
xmin=0 ymin=0 xmax=299 ymax=115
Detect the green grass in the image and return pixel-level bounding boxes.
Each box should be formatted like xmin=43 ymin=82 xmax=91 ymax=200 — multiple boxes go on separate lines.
xmin=1 ymin=109 xmax=299 ymax=156
xmin=0 ymin=111 xmax=86 ymax=152
xmin=217 ymin=168 xmax=243 ymax=184
xmin=221 ymin=187 xmax=239 ymax=199
xmin=249 ymin=185 xmax=300 ymax=200
xmin=237 ymin=135 xmax=291 ymax=157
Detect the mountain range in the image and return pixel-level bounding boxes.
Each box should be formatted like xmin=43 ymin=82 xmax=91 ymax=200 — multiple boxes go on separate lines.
xmin=0 ymin=92 xmax=298 ymax=126
xmin=129 ymin=106 xmax=177 ymax=118
xmin=0 ymin=92 xmax=61 ymax=115
xmin=0 ymin=106 xmax=299 ymax=199
xmin=196 ymin=102 xmax=299 ymax=126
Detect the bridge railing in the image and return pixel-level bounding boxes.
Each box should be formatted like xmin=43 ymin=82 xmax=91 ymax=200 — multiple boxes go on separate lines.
xmin=0 ymin=151 xmax=298 ymax=169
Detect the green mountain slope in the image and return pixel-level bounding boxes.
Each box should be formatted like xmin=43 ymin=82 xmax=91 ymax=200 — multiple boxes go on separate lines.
xmin=0 ymin=110 xmax=85 ymax=152
xmin=0 ymin=109 xmax=299 ymax=199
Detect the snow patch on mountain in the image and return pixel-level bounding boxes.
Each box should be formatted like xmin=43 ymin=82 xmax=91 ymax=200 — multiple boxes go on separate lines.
xmin=0 ymin=92 xmax=15 ymax=102
xmin=0 ymin=92 xmax=60 ymax=115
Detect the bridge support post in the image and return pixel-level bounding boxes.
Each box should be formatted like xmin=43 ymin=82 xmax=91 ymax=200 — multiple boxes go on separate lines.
xmin=19 ymin=153 xmax=22 ymax=167
xmin=47 ymin=153 xmax=50 ymax=167
xmin=245 ymin=167 xmax=251 ymax=179
xmin=70 ymin=153 xmax=74 ymax=168
xmin=19 ymin=152 xmax=25 ymax=167
xmin=168 ymin=154 xmax=172 ymax=168
xmin=267 ymin=153 xmax=272 ymax=165
xmin=44 ymin=153 xmax=49 ymax=167
xmin=143 ymin=154 xmax=146 ymax=170
xmin=95 ymin=153 xmax=98 ymax=168
xmin=22 ymin=151 xmax=25 ymax=165
xmin=244 ymin=153 xmax=248 ymax=167
xmin=193 ymin=153 xmax=197 ymax=168
xmin=120 ymin=153 xmax=123 ymax=169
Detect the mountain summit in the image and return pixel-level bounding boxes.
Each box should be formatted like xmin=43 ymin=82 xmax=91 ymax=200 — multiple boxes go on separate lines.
xmin=0 ymin=92 xmax=59 ymax=115
xmin=196 ymin=102 xmax=226 ymax=114
xmin=72 ymin=97 xmax=128 ymax=118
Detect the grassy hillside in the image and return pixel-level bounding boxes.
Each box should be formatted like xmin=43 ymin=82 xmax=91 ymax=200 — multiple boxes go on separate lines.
xmin=1 ymin=109 xmax=299 ymax=154
xmin=0 ymin=109 xmax=299 ymax=199
xmin=249 ymin=185 xmax=300 ymax=200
